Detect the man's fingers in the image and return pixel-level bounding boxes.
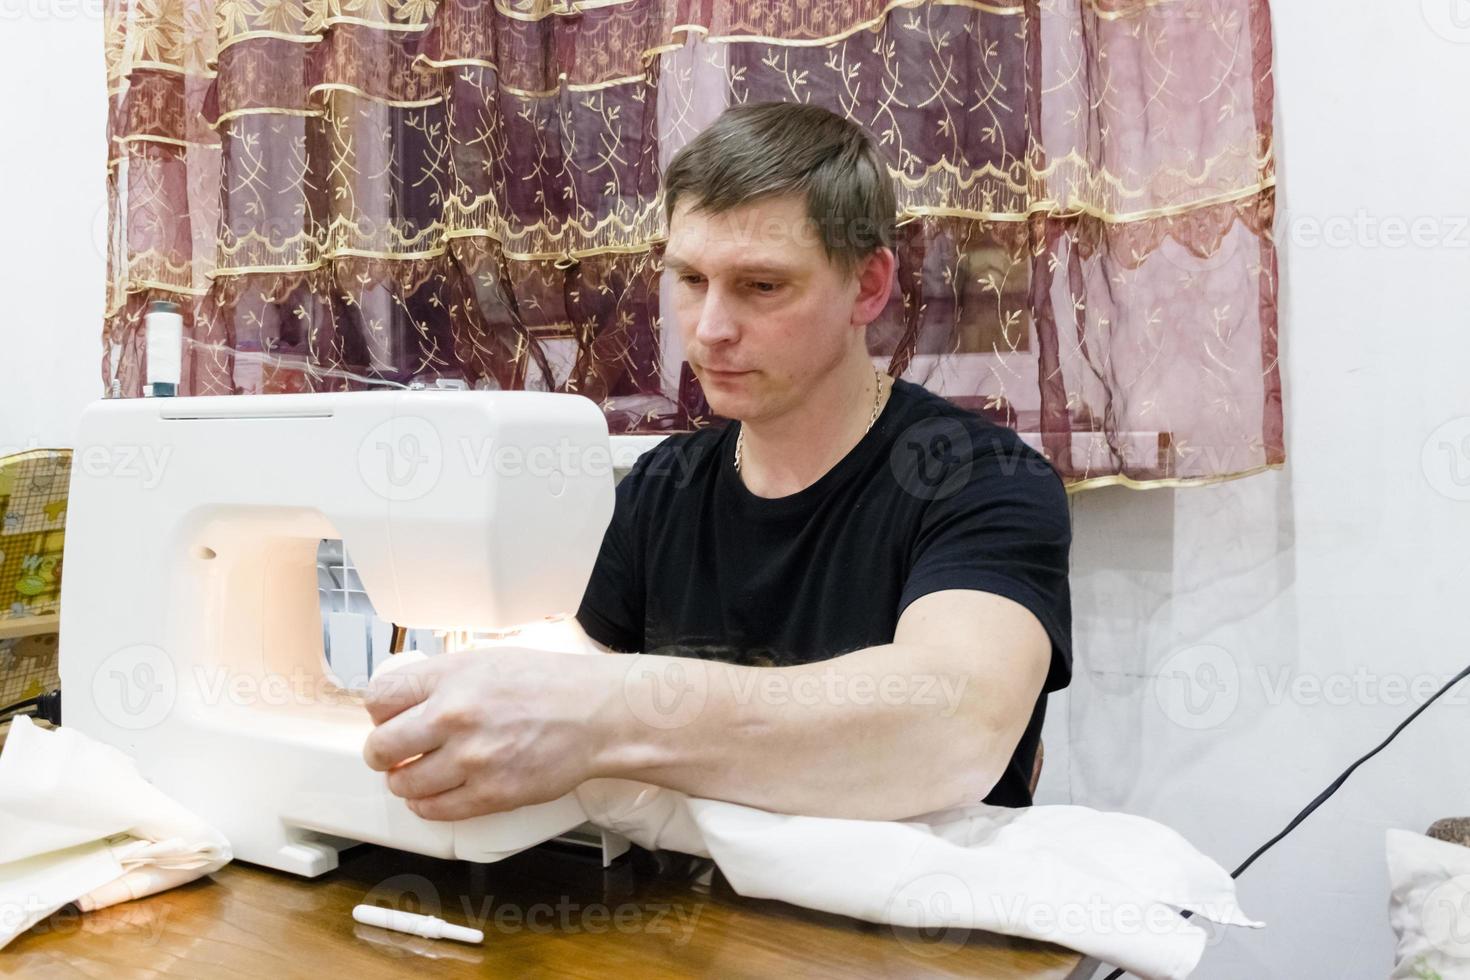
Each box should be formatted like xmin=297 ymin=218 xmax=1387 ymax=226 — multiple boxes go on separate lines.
xmin=363 ymin=702 xmax=446 ymax=771
xmin=384 ymin=747 xmax=467 ymax=800
xmin=363 ymin=658 xmax=441 ymax=726
xmin=406 ymin=784 xmax=498 ymax=823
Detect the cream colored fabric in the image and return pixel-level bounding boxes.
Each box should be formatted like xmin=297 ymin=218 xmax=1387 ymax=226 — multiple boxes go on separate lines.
xmin=575 ymin=778 xmax=1261 ymax=980
xmin=0 ymin=716 xmax=232 ymax=950
xmin=0 ymin=716 xmax=1259 ymax=977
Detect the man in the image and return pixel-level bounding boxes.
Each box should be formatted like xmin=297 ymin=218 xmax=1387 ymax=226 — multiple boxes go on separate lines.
xmin=363 ymin=102 xmax=1071 ymax=822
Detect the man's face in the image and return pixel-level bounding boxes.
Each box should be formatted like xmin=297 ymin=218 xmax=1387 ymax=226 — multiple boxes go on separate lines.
xmin=665 ymin=193 xmax=864 ymax=423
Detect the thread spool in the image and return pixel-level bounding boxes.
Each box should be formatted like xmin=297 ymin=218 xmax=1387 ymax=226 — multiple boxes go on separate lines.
xmin=145 ymin=300 xmax=183 ymax=397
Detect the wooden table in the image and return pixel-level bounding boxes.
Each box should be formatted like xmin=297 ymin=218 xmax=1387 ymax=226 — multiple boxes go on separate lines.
xmin=2 ymin=840 xmax=1095 ymax=978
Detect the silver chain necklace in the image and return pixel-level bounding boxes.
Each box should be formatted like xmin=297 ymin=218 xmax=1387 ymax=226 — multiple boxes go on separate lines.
xmin=733 ymin=366 xmax=886 ymax=472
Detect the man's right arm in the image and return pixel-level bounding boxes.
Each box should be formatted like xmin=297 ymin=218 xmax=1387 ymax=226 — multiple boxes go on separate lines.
xmin=565 ymin=618 xmax=615 ymax=654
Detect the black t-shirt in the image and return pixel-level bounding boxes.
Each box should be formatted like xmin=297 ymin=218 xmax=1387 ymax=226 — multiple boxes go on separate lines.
xmin=576 ymin=378 xmax=1072 ymax=807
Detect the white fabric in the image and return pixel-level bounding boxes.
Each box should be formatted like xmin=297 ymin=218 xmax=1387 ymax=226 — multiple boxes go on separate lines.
xmin=1386 ymin=828 xmax=1470 ymax=979
xmin=0 ymin=717 xmax=1259 ymax=978
xmin=575 ymin=779 xmax=1261 ymax=980
xmin=0 ymin=716 xmax=232 ymax=950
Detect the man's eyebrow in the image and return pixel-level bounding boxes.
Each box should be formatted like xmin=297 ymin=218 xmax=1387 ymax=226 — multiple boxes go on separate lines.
xmin=664 ymin=255 xmax=800 ymax=278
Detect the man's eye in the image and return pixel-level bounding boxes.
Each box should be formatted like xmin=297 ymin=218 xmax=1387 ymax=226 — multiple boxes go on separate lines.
xmin=678 ymin=273 xmax=705 ymax=285
xmin=749 ymin=281 xmax=780 ymax=293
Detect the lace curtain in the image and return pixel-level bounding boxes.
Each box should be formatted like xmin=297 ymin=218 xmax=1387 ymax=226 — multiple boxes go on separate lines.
xmin=103 ymin=0 xmax=1282 ymax=488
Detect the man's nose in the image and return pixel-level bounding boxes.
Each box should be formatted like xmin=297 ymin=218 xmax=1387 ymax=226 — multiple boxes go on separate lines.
xmin=693 ymin=284 xmax=739 ymax=346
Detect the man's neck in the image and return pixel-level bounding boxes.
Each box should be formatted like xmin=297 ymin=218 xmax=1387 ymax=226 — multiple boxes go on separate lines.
xmin=737 ymin=358 xmax=888 ymax=499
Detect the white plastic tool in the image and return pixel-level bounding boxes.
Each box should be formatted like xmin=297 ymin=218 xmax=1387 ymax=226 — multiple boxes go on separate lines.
xmin=352 ymin=904 xmax=484 ymax=944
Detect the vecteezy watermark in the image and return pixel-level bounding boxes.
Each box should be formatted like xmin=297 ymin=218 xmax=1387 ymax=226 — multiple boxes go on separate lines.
xmin=1154 ymin=644 xmax=1241 ymax=731
xmin=358 ymin=416 xmax=444 ymax=502
xmin=357 ymin=874 xmax=703 ymax=951
xmin=0 ymin=0 xmax=106 ymax=20
xmin=622 ymin=655 xmax=711 ymax=731
xmin=92 ymin=644 xmax=178 ymax=730
xmin=988 ymin=894 xmax=1241 ymax=950
xmin=889 ymin=417 xmax=975 ymax=501
xmin=884 ymin=869 xmax=1238 ymax=960
xmin=1422 ymin=874 xmax=1470 ymax=959
xmin=0 ymin=895 xmax=54 ymax=942
xmin=1255 ymin=666 xmax=1470 ymax=710
xmin=74 ymin=444 xmax=172 ymax=490
xmin=886 ymin=872 xmax=976 ymax=957
xmin=669 ymin=209 xmax=898 ymax=255
xmin=1154 ymin=645 xmax=1470 ymax=730
xmin=0 ymin=893 xmax=172 ymax=946
xmin=1422 ymin=0 xmax=1470 ymax=43
xmin=357 ymin=873 xmax=444 ymax=956
xmin=1283 ymin=208 xmax=1470 ymax=250
xmin=463 ymin=895 xmax=703 ymax=944
xmin=191 ymin=664 xmax=371 ymax=710
xmin=726 ymin=667 xmax=968 ymax=716
xmin=621 ymin=656 xmax=970 ymax=731
xmin=89 ymin=655 xmax=401 ymax=731
xmin=1422 ymin=417 xmax=1470 ymax=501
xmin=357 ymin=416 xmax=702 ymax=502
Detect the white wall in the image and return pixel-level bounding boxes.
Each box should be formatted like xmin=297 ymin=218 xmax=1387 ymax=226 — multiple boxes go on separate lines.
xmin=1035 ymin=5 xmax=1470 ymax=977
xmin=0 ymin=4 xmax=106 ymax=452
xmin=4 ymin=6 xmax=1469 ymax=978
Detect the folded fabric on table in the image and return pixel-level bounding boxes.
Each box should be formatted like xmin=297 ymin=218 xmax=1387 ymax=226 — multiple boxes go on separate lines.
xmin=0 ymin=714 xmax=1258 ymax=978
xmin=574 ymin=778 xmax=1262 ymax=980
xmin=0 ymin=716 xmax=232 ymax=950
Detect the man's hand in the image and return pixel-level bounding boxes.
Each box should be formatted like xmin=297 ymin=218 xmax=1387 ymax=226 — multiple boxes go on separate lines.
xmin=361 ymin=647 xmax=618 ymax=821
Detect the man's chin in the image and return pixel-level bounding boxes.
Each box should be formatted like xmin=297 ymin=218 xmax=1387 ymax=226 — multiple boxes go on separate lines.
xmin=696 ymin=371 xmax=759 ymax=415
xmin=702 ymin=394 xmax=744 ymax=420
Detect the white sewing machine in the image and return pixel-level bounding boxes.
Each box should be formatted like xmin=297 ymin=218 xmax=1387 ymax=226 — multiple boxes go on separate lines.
xmin=58 ymin=390 xmax=618 ymax=876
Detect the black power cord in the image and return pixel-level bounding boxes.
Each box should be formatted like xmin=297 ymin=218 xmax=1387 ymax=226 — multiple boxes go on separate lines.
xmin=0 ymin=688 xmax=61 ymax=726
xmin=1099 ymin=662 xmax=1470 ymax=980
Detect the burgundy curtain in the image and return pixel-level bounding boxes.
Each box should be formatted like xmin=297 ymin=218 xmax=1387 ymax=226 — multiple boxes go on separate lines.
xmin=104 ymin=0 xmax=1282 ymax=488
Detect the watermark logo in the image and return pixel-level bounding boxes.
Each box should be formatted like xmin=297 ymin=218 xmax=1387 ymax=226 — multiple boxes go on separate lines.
xmin=1155 ymin=652 xmax=1470 ymax=730
xmin=1423 ymin=417 xmax=1470 ymax=501
xmin=1154 ymin=644 xmax=1240 ymax=730
xmin=889 ymin=417 xmax=973 ymax=501
xmin=622 ymin=656 xmax=710 ymax=730
xmin=464 ymin=895 xmax=702 ymax=943
xmin=76 ymin=444 xmax=172 ymax=490
xmin=358 ymin=416 xmax=443 ymax=501
xmin=1284 ymin=208 xmax=1470 ymax=250
xmin=92 ymin=644 xmax=176 ymax=730
xmin=886 ymin=872 xmax=975 ymax=957
xmin=1423 ymin=874 xmax=1470 ymax=959
xmin=1422 ymin=0 xmax=1470 ymax=43
xmin=358 ymin=873 xmax=444 ymax=956
xmin=0 ymin=0 xmax=107 ymax=21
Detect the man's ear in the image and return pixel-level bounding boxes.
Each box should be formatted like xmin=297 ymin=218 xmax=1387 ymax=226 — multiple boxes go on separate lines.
xmin=849 ymin=247 xmax=897 ymax=328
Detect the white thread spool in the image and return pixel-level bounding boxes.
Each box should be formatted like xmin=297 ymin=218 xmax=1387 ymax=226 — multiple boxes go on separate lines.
xmin=145 ymin=300 xmax=183 ymax=397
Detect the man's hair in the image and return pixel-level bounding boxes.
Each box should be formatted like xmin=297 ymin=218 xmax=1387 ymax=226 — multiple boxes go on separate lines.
xmin=661 ymin=102 xmax=897 ymax=276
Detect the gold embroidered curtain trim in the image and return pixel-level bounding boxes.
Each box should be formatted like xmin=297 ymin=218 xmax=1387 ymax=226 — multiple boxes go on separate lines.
xmin=103 ymin=0 xmax=1284 ymax=489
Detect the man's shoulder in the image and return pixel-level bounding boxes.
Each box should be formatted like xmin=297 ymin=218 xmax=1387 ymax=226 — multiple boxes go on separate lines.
xmin=886 ymin=379 xmax=1056 ymax=474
